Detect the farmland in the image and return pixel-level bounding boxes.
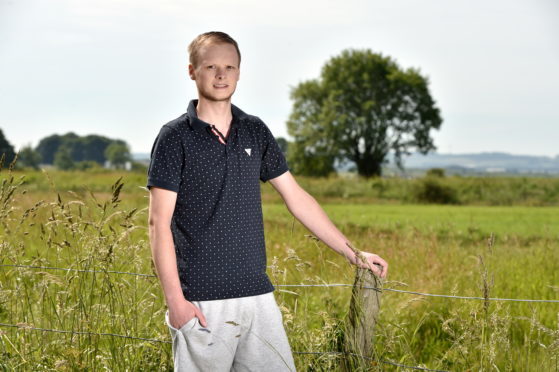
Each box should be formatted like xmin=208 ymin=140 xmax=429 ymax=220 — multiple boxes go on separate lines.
xmin=1 ymin=169 xmax=558 ymax=371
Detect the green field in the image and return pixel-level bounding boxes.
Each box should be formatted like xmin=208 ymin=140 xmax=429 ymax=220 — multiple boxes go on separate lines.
xmin=1 ymin=170 xmax=558 ymax=371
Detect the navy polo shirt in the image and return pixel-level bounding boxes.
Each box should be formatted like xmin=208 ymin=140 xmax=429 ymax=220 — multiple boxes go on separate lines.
xmin=146 ymin=99 xmax=289 ymax=301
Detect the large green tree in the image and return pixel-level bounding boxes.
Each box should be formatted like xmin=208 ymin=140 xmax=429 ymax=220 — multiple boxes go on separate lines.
xmin=287 ymin=49 xmax=442 ymax=177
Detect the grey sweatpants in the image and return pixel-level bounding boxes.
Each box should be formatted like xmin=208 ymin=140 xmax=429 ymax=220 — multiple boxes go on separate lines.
xmin=165 ymin=292 xmax=296 ymax=372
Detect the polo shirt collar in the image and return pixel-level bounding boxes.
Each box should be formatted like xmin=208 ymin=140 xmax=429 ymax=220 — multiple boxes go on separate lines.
xmin=186 ymin=99 xmax=248 ymax=135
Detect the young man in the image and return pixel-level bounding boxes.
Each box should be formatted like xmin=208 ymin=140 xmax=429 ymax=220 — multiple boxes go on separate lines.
xmin=147 ymin=31 xmax=388 ymax=372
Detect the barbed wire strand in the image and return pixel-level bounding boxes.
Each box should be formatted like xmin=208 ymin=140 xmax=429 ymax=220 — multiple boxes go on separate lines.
xmin=0 ymin=322 xmax=168 ymax=343
xmin=2 ymin=264 xmax=558 ymax=303
xmin=0 ymin=264 xmax=156 ymax=278
xmin=0 ymin=323 xmax=446 ymax=372
xmin=278 ymin=284 xmax=559 ymax=303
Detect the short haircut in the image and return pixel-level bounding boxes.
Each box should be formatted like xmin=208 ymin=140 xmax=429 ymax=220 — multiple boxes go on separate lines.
xmin=188 ymin=31 xmax=241 ymax=68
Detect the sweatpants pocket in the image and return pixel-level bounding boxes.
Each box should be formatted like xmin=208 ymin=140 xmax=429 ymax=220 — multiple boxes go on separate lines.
xmin=165 ymin=310 xmax=198 ymax=336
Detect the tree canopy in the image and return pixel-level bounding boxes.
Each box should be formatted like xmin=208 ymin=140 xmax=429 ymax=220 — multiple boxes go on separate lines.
xmin=0 ymin=128 xmax=16 ymax=166
xmin=53 ymin=145 xmax=74 ymax=170
xmin=36 ymin=133 xmax=129 ymax=166
xmin=287 ymin=49 xmax=442 ymax=177
xmin=104 ymin=142 xmax=131 ymax=169
xmin=17 ymin=145 xmax=42 ymax=169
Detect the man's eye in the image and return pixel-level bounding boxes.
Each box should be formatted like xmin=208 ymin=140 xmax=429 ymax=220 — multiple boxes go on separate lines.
xmin=207 ymin=65 xmax=215 ymax=69
xmin=226 ymin=66 xmax=236 ymax=70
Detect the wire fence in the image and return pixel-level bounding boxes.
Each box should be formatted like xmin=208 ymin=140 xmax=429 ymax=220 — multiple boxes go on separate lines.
xmin=1 ymin=261 xmax=558 ymax=371
xmin=0 ymin=322 xmax=447 ymax=372
xmin=2 ymin=263 xmax=559 ymax=303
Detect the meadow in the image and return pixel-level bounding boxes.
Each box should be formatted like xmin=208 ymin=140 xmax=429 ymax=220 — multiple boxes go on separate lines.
xmin=0 ymin=167 xmax=558 ymax=371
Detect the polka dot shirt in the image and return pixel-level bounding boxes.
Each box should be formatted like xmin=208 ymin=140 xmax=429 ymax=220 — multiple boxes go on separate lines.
xmin=146 ymin=99 xmax=289 ymax=301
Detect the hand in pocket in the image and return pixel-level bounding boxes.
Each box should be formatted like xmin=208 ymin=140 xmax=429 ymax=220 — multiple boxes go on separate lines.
xmin=168 ymin=298 xmax=207 ymax=329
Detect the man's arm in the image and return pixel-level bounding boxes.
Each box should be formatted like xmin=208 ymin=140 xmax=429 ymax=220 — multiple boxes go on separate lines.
xmin=148 ymin=187 xmax=207 ymax=327
xmin=269 ymin=171 xmax=388 ymax=278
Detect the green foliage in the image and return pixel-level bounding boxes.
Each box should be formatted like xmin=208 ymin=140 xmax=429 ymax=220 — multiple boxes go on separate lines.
xmin=36 ymin=133 xmax=66 ymax=164
xmin=104 ymin=142 xmax=131 ymax=169
xmin=16 ymin=145 xmax=42 ymax=170
xmin=131 ymin=161 xmax=148 ymax=173
xmin=36 ymin=132 xmax=129 ymax=165
xmin=276 ymin=136 xmax=289 ymax=154
xmin=53 ymin=145 xmax=74 ymax=170
xmin=286 ymin=141 xmax=336 ymax=177
xmin=261 ymin=174 xmax=559 ymax=206
xmin=287 ymin=49 xmax=442 ymax=178
xmin=74 ymin=160 xmax=103 ymax=171
xmin=0 ymin=128 xmax=16 ymax=164
xmin=413 ymin=177 xmax=459 ymax=204
xmin=426 ymin=168 xmax=445 ymax=178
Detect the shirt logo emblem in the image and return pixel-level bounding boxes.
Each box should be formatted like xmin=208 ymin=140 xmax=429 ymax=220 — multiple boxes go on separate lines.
xmin=245 ymin=148 xmax=252 ymax=156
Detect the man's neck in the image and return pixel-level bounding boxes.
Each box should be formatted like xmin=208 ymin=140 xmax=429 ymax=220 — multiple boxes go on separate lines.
xmin=196 ymin=98 xmax=233 ymax=134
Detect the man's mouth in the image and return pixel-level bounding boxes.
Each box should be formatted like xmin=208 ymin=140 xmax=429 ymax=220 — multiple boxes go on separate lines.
xmin=214 ymin=84 xmax=228 ymax=88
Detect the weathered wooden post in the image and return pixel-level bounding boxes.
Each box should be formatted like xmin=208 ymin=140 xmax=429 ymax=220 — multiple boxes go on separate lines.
xmin=342 ymin=256 xmax=383 ymax=371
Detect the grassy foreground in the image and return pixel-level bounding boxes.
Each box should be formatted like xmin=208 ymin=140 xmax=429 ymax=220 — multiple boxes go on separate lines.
xmin=0 ymin=169 xmax=558 ymax=371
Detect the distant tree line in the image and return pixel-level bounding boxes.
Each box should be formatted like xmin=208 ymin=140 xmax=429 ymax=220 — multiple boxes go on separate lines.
xmin=0 ymin=129 xmax=131 ymax=170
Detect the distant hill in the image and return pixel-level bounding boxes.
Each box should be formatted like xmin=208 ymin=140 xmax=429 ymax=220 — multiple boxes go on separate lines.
xmin=132 ymin=153 xmax=150 ymax=161
xmin=399 ymin=152 xmax=559 ymax=175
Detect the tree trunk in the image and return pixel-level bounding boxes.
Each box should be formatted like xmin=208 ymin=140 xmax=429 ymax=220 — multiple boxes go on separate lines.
xmin=355 ymin=156 xmax=383 ymax=178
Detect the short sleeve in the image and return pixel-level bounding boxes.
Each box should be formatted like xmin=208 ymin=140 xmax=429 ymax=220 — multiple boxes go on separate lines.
xmin=146 ymin=125 xmax=184 ymax=192
xmin=259 ymin=123 xmax=289 ymax=182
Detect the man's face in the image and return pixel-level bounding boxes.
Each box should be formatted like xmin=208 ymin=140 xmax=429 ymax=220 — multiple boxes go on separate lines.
xmin=189 ymin=42 xmax=240 ymax=103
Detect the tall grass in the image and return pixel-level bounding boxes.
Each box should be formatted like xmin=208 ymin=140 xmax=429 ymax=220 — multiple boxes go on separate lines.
xmin=1 ymin=164 xmax=169 ymax=370
xmin=1 ymin=166 xmax=558 ymax=370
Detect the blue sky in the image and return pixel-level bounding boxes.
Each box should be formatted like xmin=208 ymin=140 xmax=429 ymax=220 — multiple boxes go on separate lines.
xmin=1 ymin=0 xmax=558 ymax=157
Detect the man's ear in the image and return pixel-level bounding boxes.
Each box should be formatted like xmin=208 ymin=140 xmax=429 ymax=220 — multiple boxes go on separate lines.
xmin=188 ymin=64 xmax=196 ymax=80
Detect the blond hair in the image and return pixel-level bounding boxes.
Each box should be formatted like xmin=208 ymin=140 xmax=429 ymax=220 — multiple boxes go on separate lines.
xmin=188 ymin=31 xmax=241 ymax=68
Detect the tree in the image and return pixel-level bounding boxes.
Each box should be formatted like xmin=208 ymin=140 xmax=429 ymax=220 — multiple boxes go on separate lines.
xmin=276 ymin=137 xmax=289 ymax=155
xmin=81 ymin=135 xmax=116 ymax=164
xmin=17 ymin=145 xmax=42 ymax=169
xmin=36 ymin=133 xmax=128 ymax=165
xmin=54 ymin=146 xmax=74 ymax=170
xmin=104 ymin=142 xmax=131 ymax=169
xmin=287 ymin=141 xmax=336 ymax=177
xmin=36 ymin=134 xmax=63 ymax=165
xmin=0 ymin=128 xmax=16 ymax=166
xmin=287 ymin=49 xmax=442 ymax=177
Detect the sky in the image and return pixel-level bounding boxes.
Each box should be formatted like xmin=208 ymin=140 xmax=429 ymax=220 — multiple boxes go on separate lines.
xmin=1 ymin=0 xmax=558 ymax=157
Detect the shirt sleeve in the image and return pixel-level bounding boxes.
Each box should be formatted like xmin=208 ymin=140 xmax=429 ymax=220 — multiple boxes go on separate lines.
xmin=259 ymin=122 xmax=289 ymax=182
xmin=146 ymin=125 xmax=184 ymax=192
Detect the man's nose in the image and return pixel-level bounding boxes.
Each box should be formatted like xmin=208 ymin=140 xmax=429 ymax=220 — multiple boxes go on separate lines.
xmin=215 ymin=67 xmax=225 ymax=79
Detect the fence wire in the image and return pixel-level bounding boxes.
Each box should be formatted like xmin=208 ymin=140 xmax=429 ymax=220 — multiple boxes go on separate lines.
xmin=279 ymin=284 xmax=559 ymax=303
xmin=0 ymin=322 xmax=448 ymax=372
xmin=2 ymin=263 xmax=558 ymax=303
xmin=0 ymin=322 xmax=169 ymax=343
xmin=0 ymin=264 xmax=157 ymax=278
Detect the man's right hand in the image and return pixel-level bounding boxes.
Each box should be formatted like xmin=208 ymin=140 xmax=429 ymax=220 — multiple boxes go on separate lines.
xmin=168 ymin=297 xmax=208 ymax=329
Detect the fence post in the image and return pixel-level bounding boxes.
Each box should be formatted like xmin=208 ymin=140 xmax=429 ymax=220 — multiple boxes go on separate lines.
xmin=342 ymin=264 xmax=383 ymax=371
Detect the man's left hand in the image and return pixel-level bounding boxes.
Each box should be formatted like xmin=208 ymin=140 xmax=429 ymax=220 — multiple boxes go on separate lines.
xmin=354 ymin=252 xmax=388 ymax=279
